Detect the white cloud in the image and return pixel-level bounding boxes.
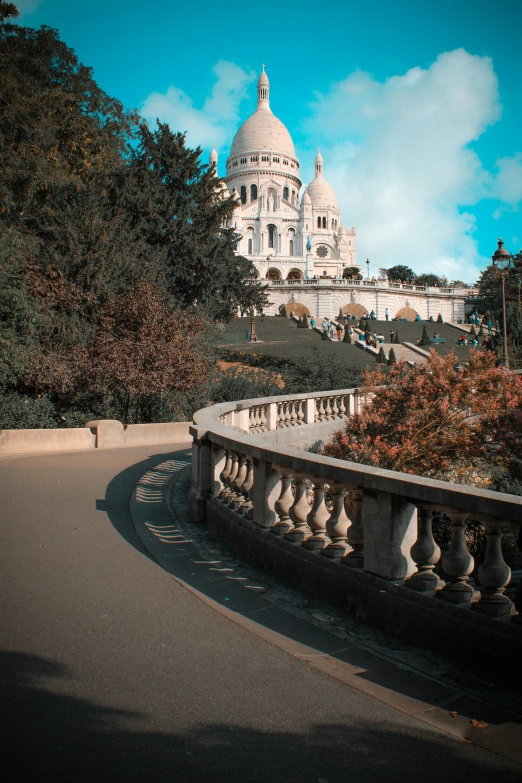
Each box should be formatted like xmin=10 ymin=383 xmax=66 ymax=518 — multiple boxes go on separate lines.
xmin=304 ymin=49 xmax=519 ymax=283
xmin=142 ymin=61 xmax=254 ymax=151
xmin=15 ymin=0 xmax=45 ymax=14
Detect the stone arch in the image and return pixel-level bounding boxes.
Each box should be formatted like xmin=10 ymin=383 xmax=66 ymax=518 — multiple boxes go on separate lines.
xmin=266 ymin=267 xmax=282 ymax=280
xmin=282 ymin=302 xmax=310 ymax=317
xmin=340 ymin=303 xmax=368 ymax=318
xmin=396 ymin=306 xmax=420 ymax=321
xmin=287 ymin=268 xmax=302 ymax=280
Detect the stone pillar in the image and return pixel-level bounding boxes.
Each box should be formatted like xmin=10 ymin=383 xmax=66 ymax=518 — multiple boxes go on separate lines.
xmin=188 ymin=435 xmax=213 ymax=523
xmin=362 ymin=489 xmax=417 ymax=579
xmin=265 ymin=402 xmax=278 ymax=431
xmin=303 ymin=398 xmax=316 ymax=424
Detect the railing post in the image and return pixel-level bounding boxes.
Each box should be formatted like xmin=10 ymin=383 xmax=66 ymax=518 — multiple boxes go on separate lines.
xmin=361 ymin=489 xmax=417 ymax=579
xmin=323 ymin=484 xmax=351 ymax=560
xmin=437 ymin=511 xmax=474 ymax=605
xmin=188 ymin=434 xmax=213 ymax=522
xmin=252 ymin=459 xmax=281 ymax=528
xmin=271 ymin=468 xmax=295 ymax=535
xmin=286 ymin=476 xmax=312 ymax=543
xmin=265 ymin=402 xmax=278 ymax=430
xmin=406 ymin=503 xmax=444 ymax=592
xmin=303 ymin=480 xmax=329 ymax=551
xmin=344 ymin=488 xmax=364 ymax=567
xmin=473 ymin=516 xmax=512 ymax=617
xmin=234 ymin=408 xmax=250 ymax=431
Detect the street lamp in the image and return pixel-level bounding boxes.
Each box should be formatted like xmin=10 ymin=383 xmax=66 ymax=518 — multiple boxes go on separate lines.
xmin=491 ymin=237 xmax=512 ymax=369
xmin=249 ymin=309 xmax=257 ymax=342
xmin=366 ymin=259 xmax=370 ymax=280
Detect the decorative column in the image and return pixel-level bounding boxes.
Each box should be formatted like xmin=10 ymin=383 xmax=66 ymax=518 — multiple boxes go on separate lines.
xmin=406 ymin=504 xmax=444 ymax=592
xmin=303 ymin=480 xmax=329 ymax=551
xmin=344 ymin=488 xmax=364 ymax=567
xmin=230 ymin=455 xmax=248 ymax=510
xmin=437 ymin=511 xmax=474 ymax=605
xmin=473 ymin=516 xmax=512 ymax=617
xmin=323 ymin=484 xmax=352 ymax=560
xmin=271 ymin=469 xmax=294 ymax=535
xmin=286 ymin=476 xmax=311 ymax=543
xmin=252 ymin=459 xmax=281 ymax=528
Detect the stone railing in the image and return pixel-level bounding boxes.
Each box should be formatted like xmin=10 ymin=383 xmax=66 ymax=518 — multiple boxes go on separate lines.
xmin=190 ymin=389 xmax=521 ymax=675
xmin=266 ymin=279 xmax=476 ymax=295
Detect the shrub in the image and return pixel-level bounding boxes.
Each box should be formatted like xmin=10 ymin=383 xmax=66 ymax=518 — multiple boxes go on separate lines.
xmin=387 ymin=348 xmax=397 ymax=364
xmin=0 ymin=392 xmax=58 ymax=429
xmin=376 ymin=347 xmax=387 ymax=364
xmin=419 ymin=325 xmax=431 ymax=346
xmin=437 ymin=313 xmax=444 ymax=323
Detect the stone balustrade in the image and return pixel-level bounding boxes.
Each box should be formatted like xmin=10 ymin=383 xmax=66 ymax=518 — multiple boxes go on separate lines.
xmin=266 ymin=279 xmax=476 ymax=296
xmin=189 ymin=389 xmax=521 ymax=675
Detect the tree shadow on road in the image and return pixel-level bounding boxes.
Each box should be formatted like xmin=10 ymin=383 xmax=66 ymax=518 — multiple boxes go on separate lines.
xmin=1 ymin=649 xmax=520 ymax=783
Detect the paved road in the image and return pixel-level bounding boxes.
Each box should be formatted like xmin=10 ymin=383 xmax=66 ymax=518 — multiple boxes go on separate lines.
xmin=1 ymin=446 xmax=521 ymax=783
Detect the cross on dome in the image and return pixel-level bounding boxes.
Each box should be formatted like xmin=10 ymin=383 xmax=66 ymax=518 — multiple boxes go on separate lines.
xmin=257 ymin=64 xmax=270 ymax=107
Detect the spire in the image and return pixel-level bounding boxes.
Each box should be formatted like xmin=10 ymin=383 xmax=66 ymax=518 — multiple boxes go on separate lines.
xmin=314 ymin=148 xmax=323 ymax=177
xmin=257 ymin=64 xmax=270 ymax=110
xmin=209 ymin=145 xmax=218 ymax=175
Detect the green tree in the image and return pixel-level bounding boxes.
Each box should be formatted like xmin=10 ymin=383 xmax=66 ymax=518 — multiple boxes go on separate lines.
xmin=386 ymin=265 xmax=416 ymax=283
xmin=123 ymin=122 xmax=269 ymax=321
xmin=416 ymin=273 xmax=442 ymax=287
xmin=376 ymin=347 xmax=387 ymax=363
xmin=419 ymin=325 xmax=431 ymax=346
xmin=387 ymin=348 xmax=397 ymax=364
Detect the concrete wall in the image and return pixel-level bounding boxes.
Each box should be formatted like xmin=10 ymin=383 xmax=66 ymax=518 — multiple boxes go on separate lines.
xmin=0 ymin=420 xmax=191 ymax=456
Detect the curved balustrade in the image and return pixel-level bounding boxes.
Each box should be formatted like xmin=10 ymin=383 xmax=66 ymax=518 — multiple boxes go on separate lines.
xmin=266 ymin=279 xmax=472 ymax=295
xmin=189 ymin=388 xmax=521 ymax=672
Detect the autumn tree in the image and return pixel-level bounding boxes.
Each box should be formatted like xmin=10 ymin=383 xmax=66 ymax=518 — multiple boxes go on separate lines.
xmin=386 ymin=265 xmax=416 ymax=283
xmin=322 ymin=350 xmax=522 ymax=481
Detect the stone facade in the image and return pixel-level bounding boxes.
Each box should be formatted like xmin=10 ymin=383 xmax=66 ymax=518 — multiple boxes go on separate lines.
xmin=210 ymin=67 xmax=477 ymax=320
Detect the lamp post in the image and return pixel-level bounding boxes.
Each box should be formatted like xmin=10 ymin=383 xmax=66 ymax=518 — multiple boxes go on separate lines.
xmin=491 ymin=238 xmax=512 ymax=369
xmin=249 ymin=310 xmax=257 ymax=342
xmin=366 ymin=258 xmax=370 ymax=280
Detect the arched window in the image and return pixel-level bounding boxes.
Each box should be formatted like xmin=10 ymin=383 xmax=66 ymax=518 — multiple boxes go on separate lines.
xmin=291 ymin=190 xmax=295 ymax=205
xmin=240 ymin=186 xmax=247 ymax=204
xmin=322 ymin=216 xmax=327 ymax=229
xmin=248 ymin=238 xmax=253 ymax=254
xmin=268 ymin=225 xmax=276 ymax=249
xmin=317 ymin=216 xmax=321 ymax=229
xmin=250 ymin=184 xmax=258 ymax=201
xmin=289 ymin=240 xmax=294 ymax=256
xmin=283 ymin=186 xmax=289 ymax=201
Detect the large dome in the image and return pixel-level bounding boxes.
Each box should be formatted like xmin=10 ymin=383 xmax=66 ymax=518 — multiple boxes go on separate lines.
xmin=229 ymin=67 xmax=296 ymax=159
xmin=230 ymin=108 xmax=296 ymax=158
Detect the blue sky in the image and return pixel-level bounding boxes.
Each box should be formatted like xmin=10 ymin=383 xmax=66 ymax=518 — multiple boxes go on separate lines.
xmin=16 ymin=0 xmax=522 ymax=283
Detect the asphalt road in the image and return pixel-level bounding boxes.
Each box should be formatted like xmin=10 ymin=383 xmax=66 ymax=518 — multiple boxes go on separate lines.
xmin=1 ymin=445 xmax=520 ymax=783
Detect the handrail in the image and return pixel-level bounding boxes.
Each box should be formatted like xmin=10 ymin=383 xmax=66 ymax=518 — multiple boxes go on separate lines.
xmin=190 ymin=388 xmax=522 ymax=627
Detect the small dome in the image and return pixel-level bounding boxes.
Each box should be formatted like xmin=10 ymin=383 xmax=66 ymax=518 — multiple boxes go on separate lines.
xmin=307 ymin=175 xmax=337 ymax=208
xmin=315 ymin=148 xmax=323 ymax=165
xmin=301 ymin=188 xmax=311 ymax=207
xmin=209 ymin=145 xmax=218 ymax=163
xmin=338 ymin=224 xmax=346 ymax=236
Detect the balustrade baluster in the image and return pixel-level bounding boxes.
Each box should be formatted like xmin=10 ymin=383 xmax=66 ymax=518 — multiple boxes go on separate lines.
xmin=437 ymin=510 xmax=474 ymax=605
xmin=284 ymin=401 xmax=292 ymax=428
xmin=219 ymin=451 xmax=233 ymax=498
xmin=344 ymin=488 xmax=364 ymax=567
xmin=240 ymin=459 xmax=254 ymax=517
xmin=276 ymin=402 xmax=283 ymax=429
xmin=230 ymin=455 xmax=248 ymax=509
xmin=286 ymin=476 xmax=312 ymax=543
xmin=271 ymin=469 xmax=294 ymax=535
xmin=223 ymin=452 xmax=239 ymax=503
xmin=296 ymin=400 xmax=305 ymax=426
xmin=338 ymin=395 xmax=347 ymax=418
xmin=303 ymin=480 xmax=329 ymax=551
xmin=249 ymin=407 xmax=256 ymax=433
xmin=331 ymin=396 xmax=339 ymax=419
xmin=406 ymin=504 xmax=444 ymax=592
xmin=289 ymin=401 xmax=298 ymax=427
xmin=323 ymin=484 xmax=352 ymax=560
xmin=324 ymin=397 xmax=333 ymax=420
xmin=315 ymin=398 xmax=321 ymax=422
xmin=473 ymin=516 xmax=512 ymax=617
xmin=259 ymin=406 xmax=267 ymax=432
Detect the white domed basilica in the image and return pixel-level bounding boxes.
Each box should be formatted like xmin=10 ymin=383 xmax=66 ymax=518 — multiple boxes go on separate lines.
xmin=209 ymin=67 xmax=475 ymax=323
xmin=211 ymin=67 xmax=358 ymax=282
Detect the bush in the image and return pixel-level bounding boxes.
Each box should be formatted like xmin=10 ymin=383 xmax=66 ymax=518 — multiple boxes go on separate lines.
xmin=388 ymin=348 xmax=397 ymax=365
xmin=210 ymin=368 xmax=281 ymax=403
xmin=419 ymin=325 xmax=431 ymax=346
xmin=376 ymin=347 xmax=387 ymax=364
xmin=393 ymin=332 xmax=400 ymax=344
xmin=0 ymin=392 xmax=58 ymax=429
xmin=437 ymin=313 xmax=444 ymax=323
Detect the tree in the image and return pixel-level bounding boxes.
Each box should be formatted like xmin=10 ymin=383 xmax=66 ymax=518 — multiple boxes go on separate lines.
xmin=449 ymin=279 xmax=469 ymax=289
xmin=393 ymin=332 xmax=400 ymax=344
xmin=26 ymin=282 xmax=211 ymax=423
xmin=419 ymin=325 xmax=431 ymax=346
xmin=343 ymin=266 xmax=362 ymax=280
xmin=386 ymin=265 xmax=416 ymax=283
xmin=377 ymin=268 xmax=388 ymax=279
xmin=478 ymin=251 xmax=522 ymax=368
xmin=376 ymin=347 xmax=387 ymax=363
xmin=322 ymin=349 xmax=522 ymax=479
xmin=387 ymin=348 xmax=397 ymax=364
xmin=415 ymin=273 xmax=442 ymax=287
xmin=123 ymin=122 xmax=269 ymax=321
